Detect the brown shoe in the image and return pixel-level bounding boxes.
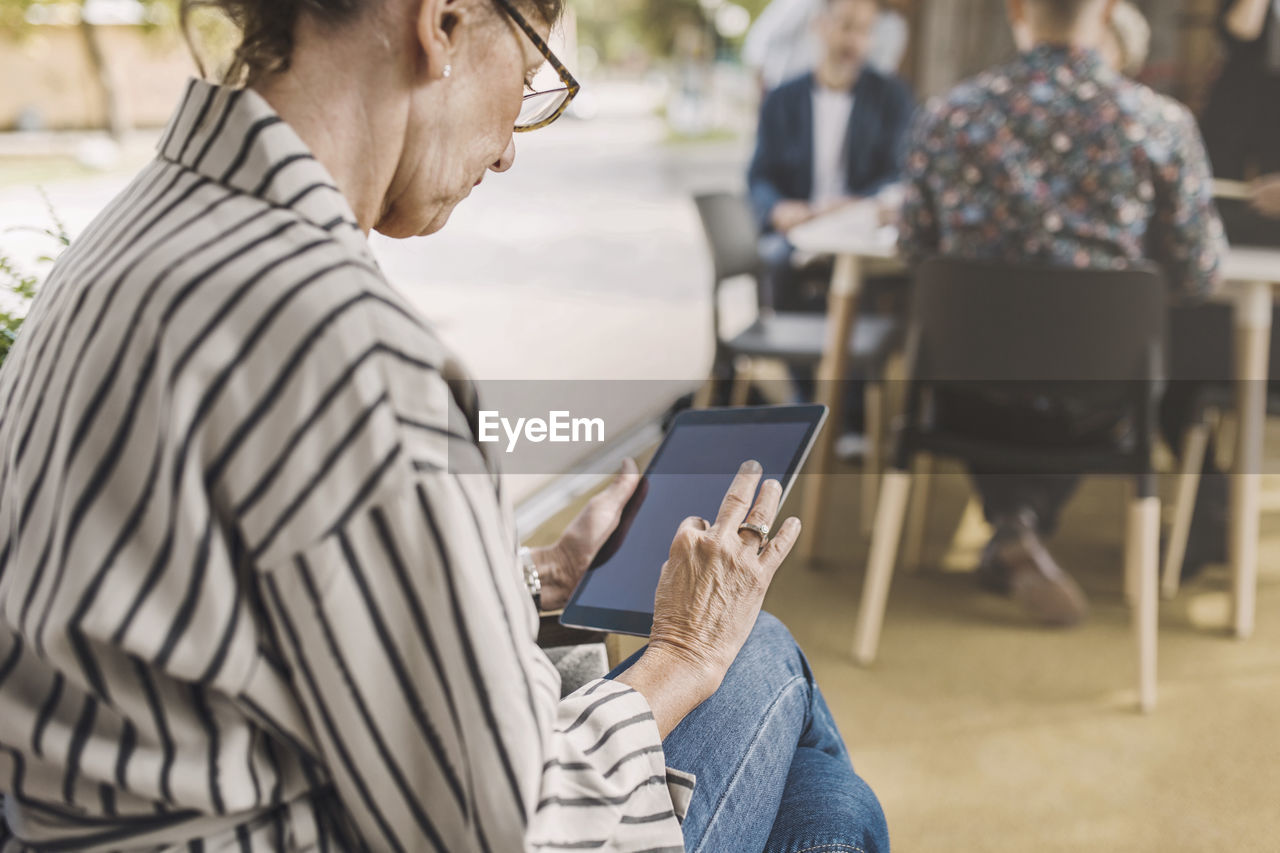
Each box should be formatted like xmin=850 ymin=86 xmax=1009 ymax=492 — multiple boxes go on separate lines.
xmin=977 ymin=512 xmax=1088 ymax=627
xmin=975 ymin=538 xmax=1013 ymax=595
xmin=992 ymin=529 xmax=1089 ymax=627
xmin=974 ymin=508 xmax=1038 ymax=597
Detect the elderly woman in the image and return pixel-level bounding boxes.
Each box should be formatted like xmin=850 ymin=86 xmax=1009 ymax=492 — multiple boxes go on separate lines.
xmin=0 ymin=0 xmax=887 ymax=850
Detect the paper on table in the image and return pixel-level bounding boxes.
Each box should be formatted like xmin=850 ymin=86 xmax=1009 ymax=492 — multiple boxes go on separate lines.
xmin=788 ymin=200 xmax=900 ymax=258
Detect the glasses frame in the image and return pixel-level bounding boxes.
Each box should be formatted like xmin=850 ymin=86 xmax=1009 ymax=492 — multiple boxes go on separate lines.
xmin=492 ymin=0 xmax=580 ymax=132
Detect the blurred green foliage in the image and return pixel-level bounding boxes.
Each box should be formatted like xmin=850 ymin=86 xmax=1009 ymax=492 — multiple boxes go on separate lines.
xmin=0 ymin=254 xmax=38 ymax=366
xmin=0 ymin=0 xmax=33 ymax=31
xmin=0 ymin=0 xmax=179 ymax=32
xmin=0 ymin=195 xmax=70 ymax=367
xmin=572 ymin=0 xmax=770 ymax=64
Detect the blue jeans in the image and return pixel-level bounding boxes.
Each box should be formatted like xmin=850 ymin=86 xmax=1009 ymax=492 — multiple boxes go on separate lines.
xmin=606 ymin=612 xmax=889 ymax=853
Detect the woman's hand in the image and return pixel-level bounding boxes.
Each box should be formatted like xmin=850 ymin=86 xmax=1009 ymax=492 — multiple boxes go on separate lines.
xmin=1224 ymin=0 xmax=1271 ymax=42
xmin=1250 ymin=174 xmax=1280 ymax=219
xmin=617 ymin=460 xmax=802 ymax=736
xmin=533 ymin=459 xmax=641 ymax=611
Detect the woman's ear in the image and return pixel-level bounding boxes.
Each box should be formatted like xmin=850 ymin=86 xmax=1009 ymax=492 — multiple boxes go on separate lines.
xmin=416 ymin=0 xmax=460 ymax=79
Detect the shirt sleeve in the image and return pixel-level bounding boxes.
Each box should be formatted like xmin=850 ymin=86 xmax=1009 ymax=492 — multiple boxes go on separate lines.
xmin=898 ymin=104 xmax=943 ymax=264
xmin=235 ymin=285 xmax=689 ymax=851
xmin=1147 ymin=105 xmax=1227 ymax=301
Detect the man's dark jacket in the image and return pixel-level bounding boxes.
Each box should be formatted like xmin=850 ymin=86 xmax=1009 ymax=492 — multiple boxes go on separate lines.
xmin=747 ymin=69 xmax=915 ymax=233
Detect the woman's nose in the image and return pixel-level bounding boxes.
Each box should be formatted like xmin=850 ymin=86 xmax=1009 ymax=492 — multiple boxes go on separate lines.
xmin=490 ymin=138 xmax=516 ymax=173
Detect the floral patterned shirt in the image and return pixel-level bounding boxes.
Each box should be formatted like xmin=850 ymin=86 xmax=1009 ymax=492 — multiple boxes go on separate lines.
xmin=899 ymin=44 xmax=1225 ymax=299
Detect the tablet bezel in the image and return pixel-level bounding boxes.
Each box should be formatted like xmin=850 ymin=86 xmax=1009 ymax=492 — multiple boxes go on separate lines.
xmin=558 ymin=404 xmax=828 ymax=638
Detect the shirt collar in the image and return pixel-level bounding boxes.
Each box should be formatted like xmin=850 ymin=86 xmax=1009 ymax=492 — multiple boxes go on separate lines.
xmin=155 ymin=78 xmax=369 ymax=258
xmin=807 ymin=69 xmax=865 ymax=96
xmin=1022 ymin=42 xmax=1109 ymax=79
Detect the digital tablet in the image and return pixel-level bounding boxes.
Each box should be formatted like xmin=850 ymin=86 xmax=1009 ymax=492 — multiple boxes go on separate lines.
xmin=559 ymin=404 xmax=828 ymax=637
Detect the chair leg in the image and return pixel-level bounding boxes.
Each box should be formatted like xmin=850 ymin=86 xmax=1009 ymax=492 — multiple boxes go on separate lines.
xmin=1123 ymin=479 xmax=1138 ymax=607
xmin=884 ymin=350 xmax=909 ymax=419
xmin=1161 ymin=422 xmax=1211 ymax=600
xmin=693 ymin=378 xmax=717 ymax=410
xmin=1128 ymin=495 xmax=1160 ymax=713
xmin=854 ymin=469 xmax=912 ymax=665
xmin=861 ymin=382 xmax=885 ymax=536
xmin=900 ymin=453 xmax=933 ymax=573
xmin=729 ymin=357 xmax=753 ymax=407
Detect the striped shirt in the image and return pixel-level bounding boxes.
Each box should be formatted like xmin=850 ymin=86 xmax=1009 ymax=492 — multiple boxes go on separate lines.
xmin=0 ymin=79 xmax=692 ymax=852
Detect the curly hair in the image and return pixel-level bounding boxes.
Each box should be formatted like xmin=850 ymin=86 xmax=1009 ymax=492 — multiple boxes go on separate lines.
xmin=182 ymin=0 xmax=564 ymax=85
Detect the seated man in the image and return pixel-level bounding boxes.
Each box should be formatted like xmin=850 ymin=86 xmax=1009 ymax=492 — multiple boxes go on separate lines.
xmin=899 ymin=0 xmax=1226 ymax=625
xmin=748 ymin=0 xmax=914 ymax=314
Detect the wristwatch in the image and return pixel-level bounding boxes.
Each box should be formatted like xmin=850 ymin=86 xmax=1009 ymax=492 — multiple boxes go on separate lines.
xmin=519 ymin=546 xmax=542 ymax=611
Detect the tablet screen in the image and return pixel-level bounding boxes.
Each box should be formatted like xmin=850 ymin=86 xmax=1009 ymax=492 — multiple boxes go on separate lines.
xmin=562 ymin=406 xmax=825 ymax=634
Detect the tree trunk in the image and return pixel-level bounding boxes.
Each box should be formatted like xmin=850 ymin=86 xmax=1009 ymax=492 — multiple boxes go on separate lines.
xmin=79 ymin=14 xmax=126 ymax=140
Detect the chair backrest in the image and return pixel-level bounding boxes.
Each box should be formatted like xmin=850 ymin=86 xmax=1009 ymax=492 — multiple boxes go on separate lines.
xmin=907 ymin=257 xmax=1168 ymax=385
xmin=693 ymin=192 xmax=761 ymax=285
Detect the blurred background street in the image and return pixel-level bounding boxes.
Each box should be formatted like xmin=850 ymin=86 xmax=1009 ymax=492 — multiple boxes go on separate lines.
xmin=0 ymin=80 xmax=752 ymax=382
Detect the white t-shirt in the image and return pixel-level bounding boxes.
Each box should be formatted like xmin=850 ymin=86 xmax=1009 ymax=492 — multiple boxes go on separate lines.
xmin=811 ymin=85 xmax=854 ymax=206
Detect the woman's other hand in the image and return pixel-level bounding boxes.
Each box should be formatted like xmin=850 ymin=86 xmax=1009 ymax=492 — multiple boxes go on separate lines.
xmin=1249 ymin=174 xmax=1280 ymax=219
xmin=1224 ymin=0 xmax=1271 ymax=42
xmin=534 ymin=458 xmax=641 ymax=611
xmin=618 ymin=460 xmax=802 ymax=737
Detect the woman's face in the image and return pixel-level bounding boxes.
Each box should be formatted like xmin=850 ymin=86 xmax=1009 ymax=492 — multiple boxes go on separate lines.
xmin=375 ymin=0 xmax=549 ymax=238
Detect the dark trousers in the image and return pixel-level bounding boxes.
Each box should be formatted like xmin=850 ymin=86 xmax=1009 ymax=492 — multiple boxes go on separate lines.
xmin=934 ymin=389 xmax=1129 ymax=536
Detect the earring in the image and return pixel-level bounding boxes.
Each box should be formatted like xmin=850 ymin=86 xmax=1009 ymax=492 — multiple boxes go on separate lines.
xmin=443 ymin=64 xmax=452 ymax=79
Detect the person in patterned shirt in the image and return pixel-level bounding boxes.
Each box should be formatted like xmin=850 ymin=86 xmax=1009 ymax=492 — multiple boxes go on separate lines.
xmin=898 ymin=0 xmax=1226 ymax=627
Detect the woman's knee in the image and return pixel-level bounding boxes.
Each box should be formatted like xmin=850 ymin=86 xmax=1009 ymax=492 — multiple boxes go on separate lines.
xmin=743 ymin=611 xmax=798 ymax=651
xmin=742 ymin=612 xmax=805 ymax=666
xmin=721 ymin=612 xmax=812 ymax=692
xmin=764 ymin=749 xmax=890 ymax=853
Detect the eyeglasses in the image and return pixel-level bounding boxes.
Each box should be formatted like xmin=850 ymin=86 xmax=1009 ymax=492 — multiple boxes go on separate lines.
xmin=492 ymin=0 xmax=580 ymax=132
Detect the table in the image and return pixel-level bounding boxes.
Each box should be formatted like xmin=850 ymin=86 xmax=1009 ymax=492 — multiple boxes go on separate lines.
xmin=786 ymin=203 xmax=901 ymax=560
xmin=1219 ymin=248 xmax=1280 ymax=639
xmin=790 ymin=208 xmax=1279 ymax=638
